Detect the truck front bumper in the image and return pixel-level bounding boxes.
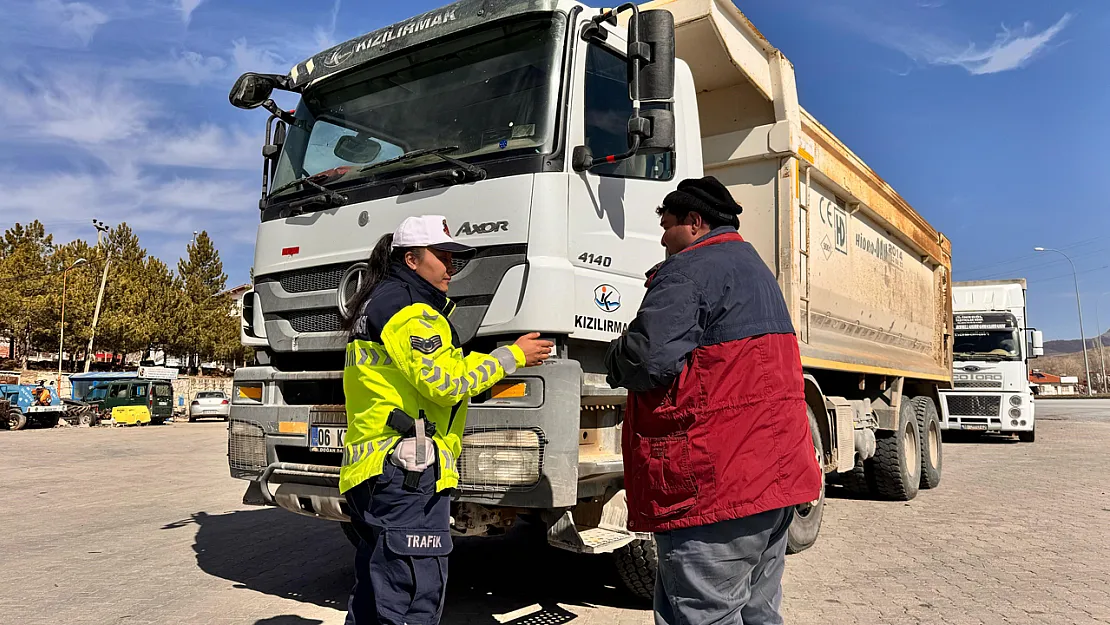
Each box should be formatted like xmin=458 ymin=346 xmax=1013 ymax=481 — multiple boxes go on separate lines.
xmin=228 ymin=359 xmax=593 ymax=520
xmin=938 ymin=391 xmax=1034 ymax=432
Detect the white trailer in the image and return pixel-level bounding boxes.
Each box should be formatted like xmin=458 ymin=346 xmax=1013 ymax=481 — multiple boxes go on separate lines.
xmin=939 ymin=280 xmax=1044 ymax=441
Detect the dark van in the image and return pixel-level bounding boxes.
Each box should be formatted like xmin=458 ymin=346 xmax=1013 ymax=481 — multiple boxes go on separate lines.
xmin=99 ymin=379 xmax=175 ymax=425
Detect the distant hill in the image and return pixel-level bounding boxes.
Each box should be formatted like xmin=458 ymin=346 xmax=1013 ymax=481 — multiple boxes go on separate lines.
xmin=1043 ymin=331 xmax=1110 ymax=356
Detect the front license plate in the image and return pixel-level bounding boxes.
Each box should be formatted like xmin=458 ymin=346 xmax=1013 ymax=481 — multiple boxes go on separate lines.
xmin=27 ymin=406 xmax=62 ymax=413
xmin=962 ymin=424 xmax=988 ymax=431
xmin=310 ymin=426 xmax=346 ymax=451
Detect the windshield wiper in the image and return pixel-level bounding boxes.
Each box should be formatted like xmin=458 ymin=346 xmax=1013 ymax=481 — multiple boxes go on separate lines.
xmin=360 ymin=145 xmax=486 ymax=182
xmin=269 ymin=175 xmax=348 ymax=207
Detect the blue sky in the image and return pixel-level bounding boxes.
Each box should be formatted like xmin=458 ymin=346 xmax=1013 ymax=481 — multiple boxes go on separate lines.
xmin=0 ymin=0 xmax=1105 ymax=340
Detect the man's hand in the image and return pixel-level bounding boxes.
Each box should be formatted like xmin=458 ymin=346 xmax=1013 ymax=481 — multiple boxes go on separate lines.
xmin=514 ymin=333 xmax=554 ymax=367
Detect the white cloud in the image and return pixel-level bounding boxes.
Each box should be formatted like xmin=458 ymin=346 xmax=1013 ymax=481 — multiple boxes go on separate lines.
xmin=144 ymin=124 xmax=259 ymax=171
xmin=177 ymin=0 xmax=206 ymax=24
xmin=0 ymin=70 xmax=153 ymax=146
xmin=314 ymin=0 xmax=344 ymax=50
xmin=231 ymin=38 xmax=289 ymax=75
xmin=1 ymin=69 xmax=257 ymax=171
xmin=14 ymin=0 xmax=112 ymax=47
xmin=0 ymin=68 xmax=263 ymax=269
xmin=0 ymin=165 xmax=259 ymax=253
xmin=940 ymin=15 xmax=1072 ymax=75
xmin=885 ymin=13 xmax=1073 ymax=76
xmin=123 ymin=50 xmax=229 ymax=86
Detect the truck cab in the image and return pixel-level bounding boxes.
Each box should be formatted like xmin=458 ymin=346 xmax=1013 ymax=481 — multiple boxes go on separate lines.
xmin=939 ymin=280 xmax=1043 ymax=442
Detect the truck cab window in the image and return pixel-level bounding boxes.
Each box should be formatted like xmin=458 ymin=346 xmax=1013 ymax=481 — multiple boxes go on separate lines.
xmin=584 ymin=44 xmax=673 ymax=181
xmin=131 ymin=384 xmax=148 ymax=399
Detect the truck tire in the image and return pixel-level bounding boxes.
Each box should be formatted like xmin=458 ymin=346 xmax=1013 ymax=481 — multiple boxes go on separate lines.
xmin=341 ymin=521 xmax=362 ymax=548
xmin=787 ymin=405 xmax=824 ymax=553
xmin=866 ymin=400 xmax=920 ymax=501
xmin=8 ymin=409 xmax=27 ymax=431
xmin=911 ymin=396 xmax=942 ymax=489
xmin=1018 ymin=428 xmax=1035 ymax=443
xmin=614 ymin=538 xmax=657 ymax=601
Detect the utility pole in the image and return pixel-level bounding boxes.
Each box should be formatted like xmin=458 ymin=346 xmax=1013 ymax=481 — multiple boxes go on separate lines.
xmin=1097 ymin=294 xmax=1109 ymax=394
xmin=1035 ymin=247 xmax=1094 ymax=396
xmin=84 ymin=220 xmax=112 ymax=373
xmin=58 ymin=258 xmax=88 ymax=387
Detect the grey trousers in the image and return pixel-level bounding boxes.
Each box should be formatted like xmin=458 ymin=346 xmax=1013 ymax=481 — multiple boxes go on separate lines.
xmin=654 ymin=507 xmax=794 ymax=625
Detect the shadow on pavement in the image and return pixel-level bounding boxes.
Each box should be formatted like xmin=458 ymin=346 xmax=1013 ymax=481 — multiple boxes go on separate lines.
xmin=179 ymin=507 xmax=645 ymax=623
xmin=254 ymin=617 xmax=324 ymax=625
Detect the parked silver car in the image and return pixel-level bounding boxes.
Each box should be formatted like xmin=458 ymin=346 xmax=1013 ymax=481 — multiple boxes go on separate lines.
xmin=189 ymin=390 xmax=230 ymax=421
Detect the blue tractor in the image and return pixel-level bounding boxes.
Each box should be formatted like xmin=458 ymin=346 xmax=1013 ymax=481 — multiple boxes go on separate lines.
xmin=0 ymin=381 xmax=75 ymax=430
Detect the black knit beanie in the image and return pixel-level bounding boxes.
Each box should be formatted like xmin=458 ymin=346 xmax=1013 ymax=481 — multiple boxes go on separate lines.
xmin=661 ymin=176 xmax=743 ymax=229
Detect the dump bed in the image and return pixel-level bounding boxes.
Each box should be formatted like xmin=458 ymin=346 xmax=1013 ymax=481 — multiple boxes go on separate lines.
xmin=647 ymin=0 xmax=953 ymax=382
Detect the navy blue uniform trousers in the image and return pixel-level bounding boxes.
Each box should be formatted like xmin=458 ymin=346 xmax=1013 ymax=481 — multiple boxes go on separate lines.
xmin=344 ymin=461 xmax=451 ymax=625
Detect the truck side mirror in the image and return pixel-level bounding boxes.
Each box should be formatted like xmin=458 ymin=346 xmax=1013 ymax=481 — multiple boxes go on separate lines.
xmin=636 ymin=108 xmax=676 ymax=153
xmin=628 ymin=10 xmax=675 ymax=103
xmin=229 ymin=73 xmax=286 ymax=110
xmin=626 ymin=9 xmax=675 ymax=153
xmin=1030 ymin=330 xmax=1044 ymax=358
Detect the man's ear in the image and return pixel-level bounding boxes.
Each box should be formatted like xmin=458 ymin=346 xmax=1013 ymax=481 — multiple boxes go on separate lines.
xmin=685 ymin=211 xmax=705 ymax=232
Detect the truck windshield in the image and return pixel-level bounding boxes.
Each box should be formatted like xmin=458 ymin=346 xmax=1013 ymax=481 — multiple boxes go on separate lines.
xmin=954 ymin=330 xmax=1022 ymax=361
xmin=271 ymin=15 xmax=565 ymax=197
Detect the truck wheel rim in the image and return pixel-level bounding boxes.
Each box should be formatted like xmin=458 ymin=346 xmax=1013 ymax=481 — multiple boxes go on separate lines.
xmin=904 ymin=422 xmax=918 ymax=480
xmin=928 ymin=421 xmax=940 ymax=466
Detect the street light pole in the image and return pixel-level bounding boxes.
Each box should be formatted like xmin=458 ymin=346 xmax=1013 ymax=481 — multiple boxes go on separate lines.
xmin=1035 ymin=247 xmax=1094 ymax=396
xmin=57 ymin=258 xmax=88 ymax=388
xmin=84 ymin=220 xmax=113 ymax=373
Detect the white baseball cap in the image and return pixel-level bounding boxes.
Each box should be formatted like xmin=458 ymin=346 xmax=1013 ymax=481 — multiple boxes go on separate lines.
xmin=391 ymin=215 xmax=473 ymax=254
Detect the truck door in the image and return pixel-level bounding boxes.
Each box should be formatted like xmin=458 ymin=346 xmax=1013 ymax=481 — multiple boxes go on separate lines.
xmin=566 ymin=32 xmax=694 ymax=341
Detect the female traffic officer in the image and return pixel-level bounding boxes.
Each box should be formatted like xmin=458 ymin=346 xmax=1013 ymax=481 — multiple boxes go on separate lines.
xmin=339 ymin=214 xmax=552 ymax=625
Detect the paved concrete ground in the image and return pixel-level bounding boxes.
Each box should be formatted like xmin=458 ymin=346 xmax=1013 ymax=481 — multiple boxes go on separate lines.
xmin=1 ymin=400 xmax=1108 ymax=625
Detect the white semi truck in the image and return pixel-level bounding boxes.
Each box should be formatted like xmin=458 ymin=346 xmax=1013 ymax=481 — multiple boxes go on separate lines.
xmin=939 ymin=280 xmax=1043 ymax=442
xmin=226 ymin=0 xmax=952 ymax=597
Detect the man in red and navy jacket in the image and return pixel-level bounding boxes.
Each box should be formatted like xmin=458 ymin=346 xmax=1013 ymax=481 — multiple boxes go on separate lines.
xmin=605 ymin=176 xmax=822 ymax=625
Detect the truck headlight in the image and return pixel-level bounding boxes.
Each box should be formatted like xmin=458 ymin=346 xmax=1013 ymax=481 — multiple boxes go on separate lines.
xmin=1009 ymin=408 xmax=1022 ymax=418
xmin=459 ymin=429 xmax=543 ymax=487
xmin=1009 ymin=395 xmax=1022 ymax=407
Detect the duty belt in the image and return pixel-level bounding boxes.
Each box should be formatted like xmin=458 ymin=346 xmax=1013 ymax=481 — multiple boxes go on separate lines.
xmin=386 ymin=408 xmax=438 ymax=491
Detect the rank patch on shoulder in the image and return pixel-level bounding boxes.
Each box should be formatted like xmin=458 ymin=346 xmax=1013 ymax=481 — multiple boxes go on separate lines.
xmin=410 ymin=335 xmax=443 ymax=354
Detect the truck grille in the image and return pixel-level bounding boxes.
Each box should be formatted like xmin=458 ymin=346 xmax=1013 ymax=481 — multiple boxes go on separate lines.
xmin=954 ymin=381 xmax=1003 ymax=388
xmin=229 ymin=420 xmax=266 ymax=475
xmin=309 ymin=405 xmax=347 ymax=425
xmin=945 ymin=395 xmax=1001 ymax=417
xmin=286 ymin=310 xmax=342 ymax=333
xmin=275 ymin=259 xmax=474 ymax=294
xmin=279 ymin=264 xmax=347 ymax=293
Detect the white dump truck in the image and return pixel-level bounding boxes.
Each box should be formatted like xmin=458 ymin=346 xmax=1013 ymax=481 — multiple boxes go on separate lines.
xmin=226 ymin=0 xmax=952 ymax=597
xmin=939 ymin=280 xmax=1043 ymax=442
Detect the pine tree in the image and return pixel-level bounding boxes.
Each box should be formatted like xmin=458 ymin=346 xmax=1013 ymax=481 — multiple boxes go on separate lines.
xmin=177 ymin=231 xmax=237 ymax=370
xmin=0 ymin=222 xmax=55 ymax=368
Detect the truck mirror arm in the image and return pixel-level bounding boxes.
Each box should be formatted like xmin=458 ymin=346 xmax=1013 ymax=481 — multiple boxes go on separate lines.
xmin=261 ymin=99 xmax=309 ymax=132
xmin=572 ymin=134 xmax=643 ymax=173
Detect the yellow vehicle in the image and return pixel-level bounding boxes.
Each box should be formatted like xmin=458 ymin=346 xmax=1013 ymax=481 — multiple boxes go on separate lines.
xmin=112 ymin=405 xmax=152 ymax=426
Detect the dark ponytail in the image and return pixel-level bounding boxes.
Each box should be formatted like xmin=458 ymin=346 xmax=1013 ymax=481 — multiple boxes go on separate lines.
xmin=342 ymin=233 xmax=402 ymax=334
